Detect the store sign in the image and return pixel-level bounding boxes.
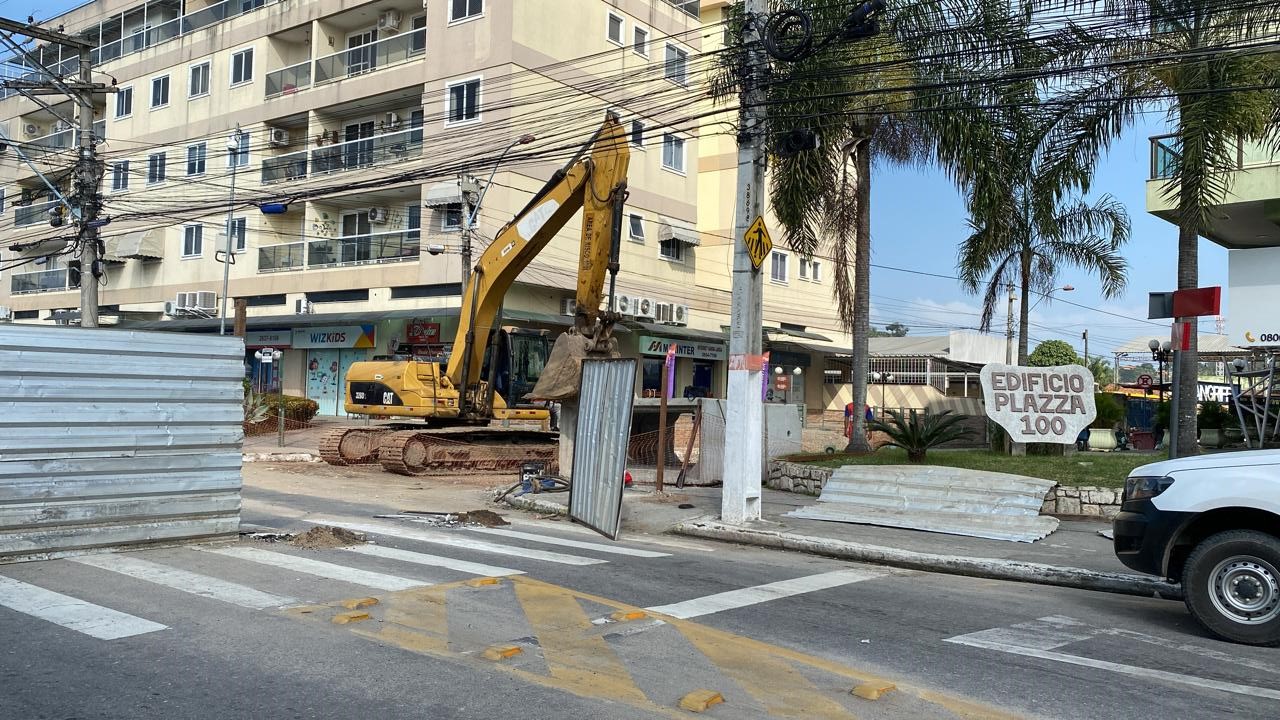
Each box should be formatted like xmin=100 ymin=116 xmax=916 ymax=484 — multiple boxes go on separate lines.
xmin=639 ymin=335 xmax=725 ymax=361
xmin=980 ymin=363 xmax=1096 ymax=444
xmin=245 ymin=330 xmax=292 ymax=348
xmin=292 ymin=324 xmax=376 ymax=349
xmin=406 ymin=319 xmax=441 ymax=345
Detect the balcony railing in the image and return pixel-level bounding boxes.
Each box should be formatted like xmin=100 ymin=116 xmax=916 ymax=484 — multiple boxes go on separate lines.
xmin=26 ymin=120 xmax=107 ymax=152
xmin=311 ymin=126 xmax=423 ymax=175
xmin=1150 ymin=132 xmax=1280 ymax=180
xmin=13 ymin=199 xmax=59 ymax=228
xmin=261 ymin=150 xmax=308 ymax=184
xmin=1150 ymin=134 xmax=1181 ymax=180
xmin=313 ymin=30 xmax=426 ymax=86
xmin=259 ymin=230 xmax=420 ymax=272
xmin=264 ymin=60 xmax=312 ymax=98
xmin=11 ymin=267 xmax=70 ymax=294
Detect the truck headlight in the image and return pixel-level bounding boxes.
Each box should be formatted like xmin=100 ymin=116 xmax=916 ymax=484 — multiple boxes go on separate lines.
xmin=1123 ymin=476 xmax=1175 ymax=503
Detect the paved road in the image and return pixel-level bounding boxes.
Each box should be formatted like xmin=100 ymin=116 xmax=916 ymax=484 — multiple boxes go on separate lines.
xmin=1 ymin=484 xmax=1276 ymax=719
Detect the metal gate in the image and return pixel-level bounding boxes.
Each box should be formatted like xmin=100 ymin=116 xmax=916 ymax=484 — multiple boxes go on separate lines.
xmin=0 ymin=326 xmax=245 ymax=561
xmin=569 ymin=358 xmax=637 ymax=539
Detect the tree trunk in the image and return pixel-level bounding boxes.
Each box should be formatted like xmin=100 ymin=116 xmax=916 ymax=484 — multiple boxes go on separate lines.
xmin=1018 ymin=247 xmax=1032 ymax=365
xmin=1175 ymin=162 xmax=1200 ymax=458
xmin=845 ymin=139 xmax=873 ymax=453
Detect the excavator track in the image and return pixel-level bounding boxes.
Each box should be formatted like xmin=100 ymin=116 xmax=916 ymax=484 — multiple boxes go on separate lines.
xmin=318 ymin=427 xmax=392 ymax=466
xmin=379 ymin=429 xmax=558 ymax=476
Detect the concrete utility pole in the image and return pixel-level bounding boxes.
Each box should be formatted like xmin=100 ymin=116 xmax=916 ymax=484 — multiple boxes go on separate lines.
xmin=459 ymin=174 xmax=480 ymax=287
xmin=1083 ymin=330 xmax=1089 ymax=366
xmin=219 ymin=126 xmax=243 ymax=335
xmin=0 ymin=19 xmax=112 ymax=328
xmin=1005 ymin=285 xmax=1016 ymax=365
xmin=722 ymin=0 xmax=769 ymax=525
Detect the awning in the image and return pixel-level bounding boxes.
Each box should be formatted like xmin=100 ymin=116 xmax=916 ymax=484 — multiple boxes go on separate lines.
xmin=503 ymin=309 xmax=631 ymax=333
xmin=764 ymin=326 xmax=832 ymax=342
xmin=100 ymin=234 xmax=127 ymax=263
xmin=627 ymin=321 xmax=724 ymax=343
xmin=423 ymin=181 xmax=462 ymax=207
xmin=114 ymin=229 xmax=163 ymax=260
xmin=657 ymin=216 xmax=699 ymax=246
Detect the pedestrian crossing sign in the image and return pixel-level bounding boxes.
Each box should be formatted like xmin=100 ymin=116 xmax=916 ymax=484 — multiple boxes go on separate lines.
xmin=744 ymin=215 xmax=772 ymax=271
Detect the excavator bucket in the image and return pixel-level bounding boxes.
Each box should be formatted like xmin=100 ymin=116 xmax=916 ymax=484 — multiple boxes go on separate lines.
xmin=529 ymin=331 xmax=615 ymax=401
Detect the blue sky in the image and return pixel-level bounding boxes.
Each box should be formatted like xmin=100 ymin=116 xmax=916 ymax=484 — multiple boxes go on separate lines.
xmin=12 ymin=0 xmax=1225 ymax=360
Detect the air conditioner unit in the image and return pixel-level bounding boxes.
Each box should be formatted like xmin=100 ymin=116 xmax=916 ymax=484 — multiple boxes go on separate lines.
xmin=0 ymin=305 xmax=11 ymax=322
xmin=635 ymin=296 xmax=655 ymax=320
xmin=654 ymin=301 xmax=674 ymax=324
xmin=295 ymin=299 xmax=314 ymax=315
xmin=194 ymin=291 xmax=217 ymax=311
xmin=369 ymin=207 xmax=389 ymax=224
xmin=560 ymin=298 xmax=578 ymax=317
xmin=614 ymin=293 xmax=636 ymax=316
xmin=672 ymin=304 xmax=689 ymax=326
xmin=378 ymin=10 xmax=402 ymax=30
xmin=163 ymin=301 xmax=177 ymax=316
xmin=384 ymin=112 xmax=401 ymax=128
xmin=22 ymin=123 xmax=39 ymax=137
xmin=268 ymin=128 xmax=290 ymax=147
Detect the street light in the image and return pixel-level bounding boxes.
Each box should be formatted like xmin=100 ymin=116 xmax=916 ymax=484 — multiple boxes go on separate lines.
xmin=460 ymin=133 xmax=536 ymax=285
xmin=1149 ymin=339 xmax=1172 ymax=399
xmin=870 ymin=371 xmax=893 ymax=413
xmin=1029 ymin=284 xmax=1075 ymax=312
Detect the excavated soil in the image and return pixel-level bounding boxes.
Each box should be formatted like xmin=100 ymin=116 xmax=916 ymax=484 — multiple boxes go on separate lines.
xmin=290 ymin=525 xmax=367 ymax=549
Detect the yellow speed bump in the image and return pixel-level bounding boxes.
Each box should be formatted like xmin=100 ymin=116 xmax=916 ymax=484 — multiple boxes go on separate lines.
xmin=340 ymin=597 xmax=379 ymax=610
xmin=332 ymin=611 xmax=371 ymax=625
xmin=466 ymin=577 xmax=502 ymax=588
xmin=678 ymin=689 xmax=725 ymax=713
xmin=482 ymin=644 xmax=523 ymax=661
xmin=852 ymin=681 xmax=897 ymax=701
xmin=610 ymin=610 xmax=647 ymax=622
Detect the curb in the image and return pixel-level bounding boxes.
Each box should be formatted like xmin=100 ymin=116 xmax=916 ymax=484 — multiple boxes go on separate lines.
xmin=243 ymin=452 xmax=322 ymax=463
xmin=500 ymin=493 xmax=570 ymax=516
xmin=673 ymin=519 xmax=1183 ymax=601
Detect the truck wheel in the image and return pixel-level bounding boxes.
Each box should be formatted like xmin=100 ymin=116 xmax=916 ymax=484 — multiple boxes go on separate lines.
xmin=1183 ymin=530 xmax=1280 ymax=646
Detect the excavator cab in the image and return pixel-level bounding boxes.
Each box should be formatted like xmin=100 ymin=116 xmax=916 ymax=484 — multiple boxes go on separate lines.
xmin=478 ymin=328 xmax=552 ymax=411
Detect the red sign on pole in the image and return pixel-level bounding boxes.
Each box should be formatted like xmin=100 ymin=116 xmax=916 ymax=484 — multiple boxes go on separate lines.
xmin=1172 ymin=286 xmax=1221 ymax=318
xmin=774 ymin=375 xmax=791 ymax=392
xmin=406 ymin=320 xmax=441 ymax=345
xmin=1137 ymin=374 xmax=1152 ymax=390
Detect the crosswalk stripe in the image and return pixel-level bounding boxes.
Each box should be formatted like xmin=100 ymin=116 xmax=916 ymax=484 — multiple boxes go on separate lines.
xmin=341 ymin=544 xmax=525 ymax=577
xmin=646 ymin=568 xmax=888 ymax=619
xmin=466 ymin=527 xmax=671 ymax=558
xmin=203 ymin=546 xmax=426 ymax=591
xmin=307 ymin=519 xmax=607 ymax=566
xmin=71 ymin=553 xmax=298 ymax=610
xmin=0 ymin=574 xmax=167 ymax=640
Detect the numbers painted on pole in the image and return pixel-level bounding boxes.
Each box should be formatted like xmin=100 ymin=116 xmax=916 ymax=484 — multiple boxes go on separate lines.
xmin=744 ymin=215 xmax=772 ymax=272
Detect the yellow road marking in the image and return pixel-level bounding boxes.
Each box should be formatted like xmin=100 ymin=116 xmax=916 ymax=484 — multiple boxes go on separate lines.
xmin=611 ymin=610 xmax=647 ymax=622
xmin=483 ymin=644 xmax=523 ymax=661
xmin=466 ymin=577 xmax=502 ymax=587
xmin=511 ymin=578 xmax=649 ymax=705
xmin=341 ymin=597 xmax=379 ymax=610
xmin=678 ymin=689 xmax=725 ymax=713
xmin=332 ymin=611 xmax=370 ymax=624
xmin=852 ymin=681 xmax=896 ymax=701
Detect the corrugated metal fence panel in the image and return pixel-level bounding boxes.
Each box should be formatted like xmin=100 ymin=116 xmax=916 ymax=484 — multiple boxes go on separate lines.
xmin=0 ymin=325 xmax=245 ymax=561
xmin=569 ymin=359 xmax=637 ymax=540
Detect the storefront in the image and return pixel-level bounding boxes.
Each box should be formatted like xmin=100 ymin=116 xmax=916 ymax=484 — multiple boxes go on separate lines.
xmin=292 ymin=324 xmax=378 ymax=416
xmin=636 ymin=333 xmax=726 ymax=399
xmin=244 ymin=329 xmax=292 ymax=393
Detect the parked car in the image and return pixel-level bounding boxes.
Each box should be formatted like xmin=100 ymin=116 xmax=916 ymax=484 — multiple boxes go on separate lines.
xmin=1113 ymin=449 xmax=1280 ymax=646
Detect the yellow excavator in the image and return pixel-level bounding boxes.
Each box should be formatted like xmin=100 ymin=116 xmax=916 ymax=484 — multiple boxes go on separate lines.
xmin=318 ymin=113 xmax=630 ymax=474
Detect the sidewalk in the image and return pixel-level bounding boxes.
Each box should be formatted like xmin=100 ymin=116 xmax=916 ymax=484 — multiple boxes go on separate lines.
xmin=505 ymin=483 xmax=1182 ymax=600
xmin=242 ymin=416 xmax=349 ymax=458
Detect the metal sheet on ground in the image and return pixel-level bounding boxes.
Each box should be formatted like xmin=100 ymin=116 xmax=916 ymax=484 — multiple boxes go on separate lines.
xmin=569 ymin=359 xmax=637 ymax=540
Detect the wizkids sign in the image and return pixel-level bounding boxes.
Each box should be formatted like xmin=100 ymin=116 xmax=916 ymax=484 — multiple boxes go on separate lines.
xmin=291 ymin=324 xmax=376 ymax=349
xmin=980 ymin=363 xmax=1097 ymax=444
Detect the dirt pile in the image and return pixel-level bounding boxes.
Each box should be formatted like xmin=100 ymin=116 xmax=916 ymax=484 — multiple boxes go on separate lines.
xmin=290 ymin=525 xmax=367 ymax=549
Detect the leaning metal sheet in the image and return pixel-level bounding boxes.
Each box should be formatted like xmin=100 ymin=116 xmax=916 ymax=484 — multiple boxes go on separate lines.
xmin=569 ymin=358 xmax=637 ymax=539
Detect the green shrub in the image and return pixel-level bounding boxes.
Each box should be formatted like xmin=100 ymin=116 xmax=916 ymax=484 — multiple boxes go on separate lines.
xmin=870 ymin=409 xmax=976 ymax=463
xmin=1091 ymin=393 xmax=1125 ymax=429
xmin=260 ymin=394 xmax=320 ymax=423
xmin=1197 ymin=400 xmax=1230 ymax=431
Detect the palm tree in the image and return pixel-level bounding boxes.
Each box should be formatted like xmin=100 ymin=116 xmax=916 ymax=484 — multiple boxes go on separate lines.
xmin=1043 ymin=0 xmax=1280 ymax=456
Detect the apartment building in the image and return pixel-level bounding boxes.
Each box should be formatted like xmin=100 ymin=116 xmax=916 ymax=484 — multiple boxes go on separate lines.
xmin=0 ymin=0 xmax=849 ymax=416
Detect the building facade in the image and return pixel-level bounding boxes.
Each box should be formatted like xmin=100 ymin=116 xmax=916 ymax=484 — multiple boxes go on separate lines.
xmin=0 ymin=0 xmax=850 ymax=415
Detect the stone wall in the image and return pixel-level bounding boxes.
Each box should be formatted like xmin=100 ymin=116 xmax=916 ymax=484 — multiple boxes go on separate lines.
xmin=767 ymin=460 xmax=1123 ymax=517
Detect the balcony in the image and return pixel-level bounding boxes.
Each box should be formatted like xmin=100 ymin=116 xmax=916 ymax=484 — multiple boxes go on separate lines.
xmin=13 ymin=200 xmax=60 ymax=228
xmin=10 ymin=267 xmax=71 ymax=294
xmin=74 ymin=0 xmax=278 ymax=68
xmin=1149 ymin=133 xmax=1280 ymax=180
xmin=264 ymin=60 xmax=312 ymax=98
xmin=261 ymin=126 xmax=423 ymax=184
xmin=258 ymin=230 xmax=420 ymax=272
xmin=1150 ymin=134 xmax=1180 ymax=180
xmin=26 ymin=120 xmax=107 ymax=152
xmin=261 ymin=150 xmax=308 ymax=184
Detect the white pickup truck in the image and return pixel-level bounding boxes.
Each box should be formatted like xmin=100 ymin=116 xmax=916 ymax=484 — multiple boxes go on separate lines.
xmin=1113 ymin=449 xmax=1280 ymax=646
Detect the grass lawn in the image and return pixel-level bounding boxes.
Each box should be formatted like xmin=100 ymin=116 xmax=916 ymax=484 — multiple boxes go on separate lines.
xmin=790 ymin=448 xmax=1161 ymax=488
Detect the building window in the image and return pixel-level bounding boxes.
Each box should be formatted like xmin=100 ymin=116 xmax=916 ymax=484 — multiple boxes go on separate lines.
xmin=410 ymin=15 xmax=426 ymax=54
xmin=607 ymin=13 xmax=623 ymax=45
xmin=150 ymin=75 xmax=169 ymax=108
xmin=630 ymin=120 xmax=644 ymax=148
xmin=446 ymin=78 xmax=481 ymax=124
xmin=661 ymin=133 xmax=685 ymax=173
xmin=0 ymin=189 xmax=5 ymax=215
xmin=628 ymin=213 xmax=644 ymax=242
xmin=230 ymin=132 xmax=249 ymax=167
xmin=410 ymin=108 xmax=424 ymax=143
xmin=183 ymin=225 xmax=204 ymax=257
xmin=187 ymin=62 xmax=210 ymax=98
xmin=146 ymin=152 xmax=166 ymax=184
xmin=800 ymin=258 xmax=822 ymax=282
xmin=187 ymin=143 xmax=207 ymax=175
xmin=111 ymin=161 xmax=129 ymax=191
xmin=664 ymin=44 xmax=687 ymax=85
xmin=115 ymin=87 xmax=132 ymax=118
xmin=229 ymin=217 xmax=247 ymax=252
xmin=633 ymin=27 xmax=648 ymax=56
xmin=450 ymin=0 xmax=482 ymax=22
xmin=770 ymin=251 xmax=788 ymax=283
xmin=443 ymin=202 xmax=464 ymax=230
xmin=407 ymin=205 xmax=421 ymax=240
xmin=231 ymin=48 xmax=254 ymax=85
xmin=660 ymin=238 xmax=684 ymax=262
